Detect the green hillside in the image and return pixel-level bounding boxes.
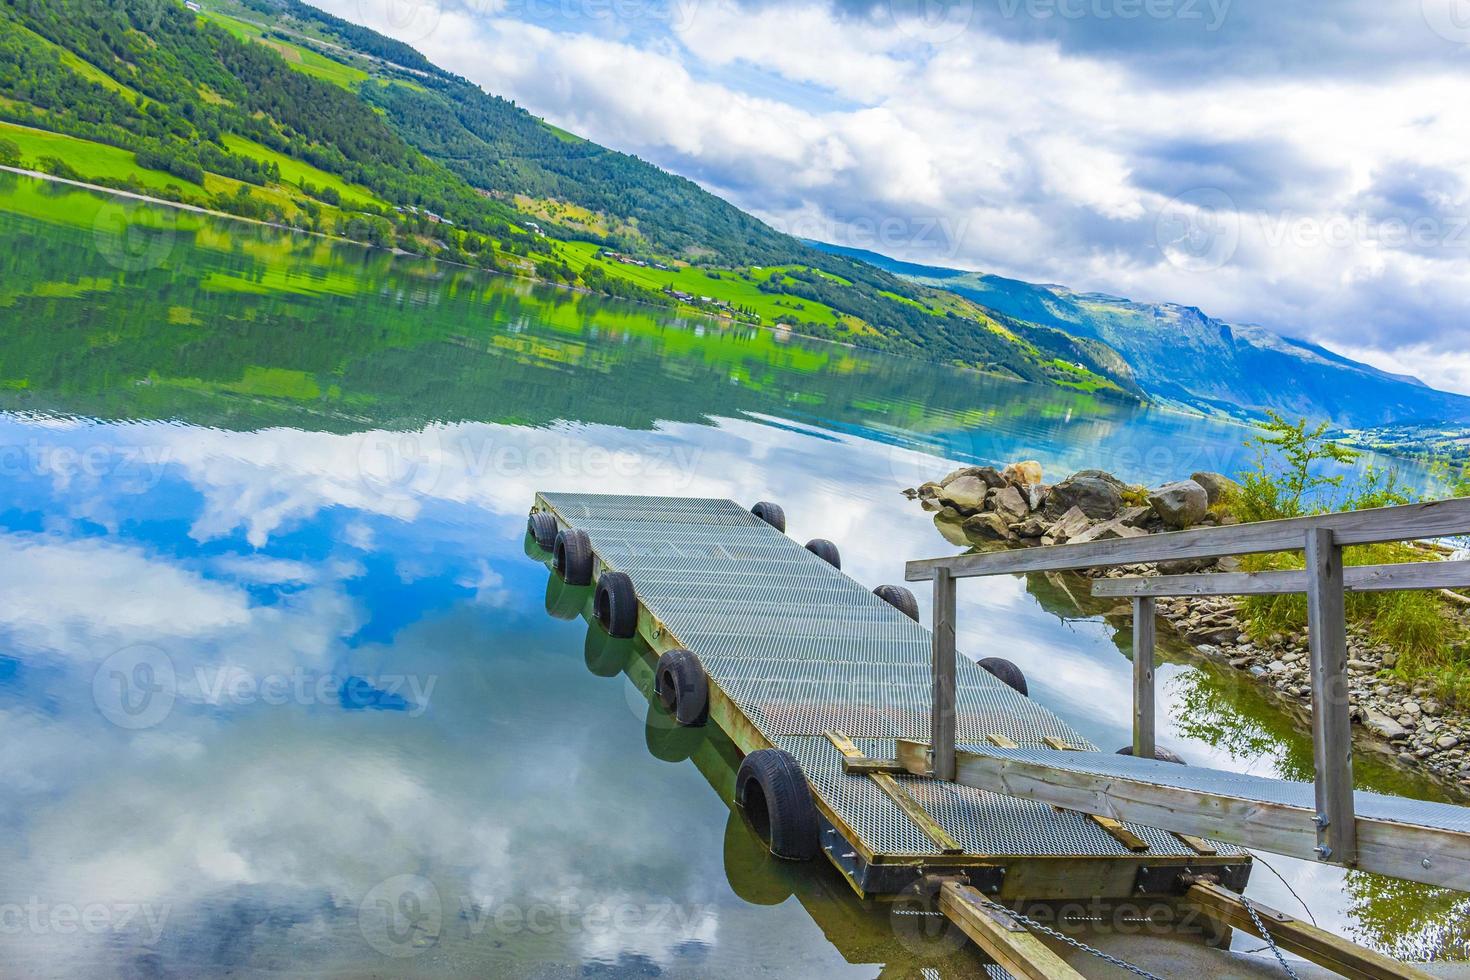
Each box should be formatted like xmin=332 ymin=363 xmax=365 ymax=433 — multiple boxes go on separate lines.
xmin=0 ymin=0 xmax=1143 ymax=398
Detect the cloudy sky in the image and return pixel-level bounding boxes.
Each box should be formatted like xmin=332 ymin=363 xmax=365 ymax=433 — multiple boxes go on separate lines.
xmin=328 ymin=0 xmax=1470 ymax=393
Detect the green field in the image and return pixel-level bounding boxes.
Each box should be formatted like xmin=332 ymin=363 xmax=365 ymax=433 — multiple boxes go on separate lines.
xmin=198 ymin=11 xmax=370 ymax=90
xmin=0 ymin=121 xmax=202 ymax=191
xmin=553 ymin=241 xmax=851 ymax=327
xmin=0 ymin=121 xmax=319 ymax=215
xmin=220 ymin=134 xmax=387 ymax=208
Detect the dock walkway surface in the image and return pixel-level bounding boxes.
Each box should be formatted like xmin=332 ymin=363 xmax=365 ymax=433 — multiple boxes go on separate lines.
xmin=532 ymin=492 xmax=1248 ymax=900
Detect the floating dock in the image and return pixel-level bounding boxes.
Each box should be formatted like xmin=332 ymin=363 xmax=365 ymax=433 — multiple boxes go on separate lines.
xmin=529 ymin=492 xmax=1250 ymax=903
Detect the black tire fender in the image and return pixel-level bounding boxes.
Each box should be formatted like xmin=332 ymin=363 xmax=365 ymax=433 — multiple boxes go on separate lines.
xmin=593 ymin=570 xmax=638 ymax=638
xmin=804 ymin=538 xmax=840 ymax=568
xmin=735 ymin=748 xmax=820 ymax=861
xmin=979 ymin=657 xmax=1028 ymax=696
xmin=527 ymin=511 xmax=558 ymax=551
xmin=656 ymin=648 xmax=709 ymax=726
xmin=873 ymin=584 xmax=919 ymax=621
xmin=750 ymin=501 xmax=786 ymax=533
xmin=553 ymin=528 xmax=593 ymax=585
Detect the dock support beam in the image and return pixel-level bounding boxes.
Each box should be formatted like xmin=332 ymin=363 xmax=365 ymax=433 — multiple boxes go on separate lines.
xmin=1132 ymin=596 xmax=1156 ymax=760
xmin=1305 ymin=527 xmax=1357 ymax=867
xmin=938 ymin=881 xmax=1086 ymax=980
xmin=1185 ymin=880 xmax=1434 ymax=980
xmin=931 ymin=566 xmax=957 ymax=781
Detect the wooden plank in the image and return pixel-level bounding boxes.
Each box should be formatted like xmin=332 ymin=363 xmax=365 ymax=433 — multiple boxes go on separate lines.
xmin=938 ymin=882 xmax=1087 ymax=980
xmin=1042 ymin=736 xmax=1082 ymax=751
xmin=1306 ymin=527 xmax=1357 ymax=866
xmin=840 ymin=757 xmax=908 ymax=775
xmin=931 ymin=567 xmax=957 ymax=782
xmin=825 ymin=731 xmax=963 ymax=854
xmin=892 ymin=739 xmax=1470 ymax=890
xmin=905 ymin=497 xmax=1470 ymax=582
xmin=985 ymin=734 xmax=1021 ymax=748
xmin=1174 ymin=833 xmax=1218 ymax=855
xmin=1185 ymin=880 xmax=1434 ymax=980
xmin=1092 ymin=559 xmax=1470 ymax=598
xmin=1090 ymin=815 xmax=1150 ymax=852
xmin=1133 ymin=596 xmax=1156 ymax=760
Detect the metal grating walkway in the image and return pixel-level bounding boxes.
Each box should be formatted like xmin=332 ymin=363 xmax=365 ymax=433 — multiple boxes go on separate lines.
xmin=536 ymin=493 xmax=1244 ymax=865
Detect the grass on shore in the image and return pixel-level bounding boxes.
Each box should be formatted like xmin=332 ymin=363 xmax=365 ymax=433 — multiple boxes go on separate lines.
xmin=1230 ymin=412 xmax=1470 ymax=704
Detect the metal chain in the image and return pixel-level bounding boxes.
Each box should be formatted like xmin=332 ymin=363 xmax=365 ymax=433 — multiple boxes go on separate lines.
xmin=1239 ymin=896 xmax=1301 ymax=980
xmin=969 ymin=895 xmax=1167 ymax=980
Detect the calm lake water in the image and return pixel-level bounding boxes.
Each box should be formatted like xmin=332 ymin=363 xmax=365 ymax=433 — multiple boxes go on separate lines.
xmin=1 ymin=173 xmax=1466 ymax=976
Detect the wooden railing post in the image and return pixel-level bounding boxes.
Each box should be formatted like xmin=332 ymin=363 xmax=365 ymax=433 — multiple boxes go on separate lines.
xmin=931 ymin=566 xmax=957 ymax=781
xmin=1305 ymin=527 xmax=1357 ymax=866
xmin=1132 ymin=596 xmax=1156 ymax=759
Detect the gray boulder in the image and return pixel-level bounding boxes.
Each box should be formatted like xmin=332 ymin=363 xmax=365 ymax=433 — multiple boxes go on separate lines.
xmin=1044 ymin=475 xmax=1124 ymax=520
xmin=1190 ymin=471 xmax=1240 ymax=506
xmin=1362 ymin=709 xmax=1408 ymax=741
xmin=1149 ymin=480 xmax=1209 ymax=530
xmin=1071 ymin=469 xmax=1129 ymax=491
xmin=941 ymin=465 xmax=1006 ymax=489
xmin=938 ymin=475 xmax=990 ymax=512
xmin=1069 ymin=519 xmax=1148 ymax=545
xmin=1047 ymin=506 xmax=1092 ymax=543
xmin=992 ymin=485 xmax=1029 ymax=521
xmin=1013 ymin=517 xmax=1047 ymax=538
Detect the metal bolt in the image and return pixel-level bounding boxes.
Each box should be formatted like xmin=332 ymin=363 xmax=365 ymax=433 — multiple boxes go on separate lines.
xmin=1314 ymin=845 xmax=1333 ymax=859
xmin=1422 ymin=857 xmax=1432 ymax=869
xmin=1313 ymin=812 xmax=1330 ymax=829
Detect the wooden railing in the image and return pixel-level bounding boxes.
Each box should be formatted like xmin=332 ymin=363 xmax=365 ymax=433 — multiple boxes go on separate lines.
xmin=906 ymin=496 xmax=1470 ymax=868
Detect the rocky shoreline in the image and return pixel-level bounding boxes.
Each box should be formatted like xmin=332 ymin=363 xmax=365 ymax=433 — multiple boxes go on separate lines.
xmin=904 ymin=462 xmax=1470 ymax=796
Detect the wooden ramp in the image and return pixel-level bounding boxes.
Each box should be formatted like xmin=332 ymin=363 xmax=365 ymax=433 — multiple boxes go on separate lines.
xmin=895 ymin=739 xmax=1470 ymax=891
xmin=531 ymin=492 xmax=1250 ymax=902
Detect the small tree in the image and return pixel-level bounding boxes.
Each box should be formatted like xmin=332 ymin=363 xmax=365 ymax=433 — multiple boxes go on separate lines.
xmin=0 ymin=138 xmax=20 ymax=168
xmin=1234 ymin=411 xmax=1360 ymax=522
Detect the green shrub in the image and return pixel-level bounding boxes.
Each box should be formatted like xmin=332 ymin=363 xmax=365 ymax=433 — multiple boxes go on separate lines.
xmin=36 ymin=155 xmax=82 ymax=180
xmin=1233 ymin=415 xmax=1469 ymax=703
xmin=0 ymin=138 xmax=20 ymax=168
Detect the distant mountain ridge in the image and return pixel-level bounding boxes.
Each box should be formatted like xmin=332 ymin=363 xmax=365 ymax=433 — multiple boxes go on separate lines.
xmin=808 ymin=242 xmax=1470 ymax=427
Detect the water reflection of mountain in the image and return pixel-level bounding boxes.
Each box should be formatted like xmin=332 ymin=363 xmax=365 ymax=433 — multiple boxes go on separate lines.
xmin=0 ymin=188 xmax=1256 ymax=485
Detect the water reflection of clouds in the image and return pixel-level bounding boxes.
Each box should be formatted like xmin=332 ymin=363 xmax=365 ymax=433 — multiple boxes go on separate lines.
xmin=0 ymin=403 xmax=1420 ymax=973
xmin=2 ymin=411 xmax=928 ymax=975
